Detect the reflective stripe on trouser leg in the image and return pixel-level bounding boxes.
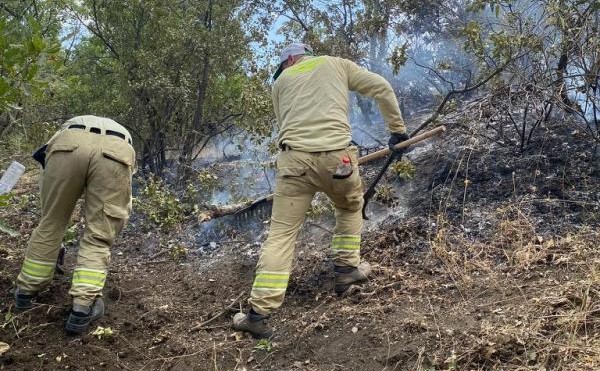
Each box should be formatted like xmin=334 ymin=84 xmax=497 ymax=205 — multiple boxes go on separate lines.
xmin=72 ymin=268 xmax=106 ymax=288
xmin=16 ymin=258 xmax=56 ymax=290
xmin=251 ymin=271 xmax=290 ymax=308
xmin=252 ymin=271 xmax=290 ymax=290
xmin=70 ymin=268 xmax=106 ymax=303
xmin=332 ymin=234 xmax=361 ymax=267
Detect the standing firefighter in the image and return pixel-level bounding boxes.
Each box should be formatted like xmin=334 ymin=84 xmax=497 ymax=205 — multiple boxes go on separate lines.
xmin=14 ymin=115 xmax=135 ymax=334
xmin=233 ymin=43 xmax=409 ymax=338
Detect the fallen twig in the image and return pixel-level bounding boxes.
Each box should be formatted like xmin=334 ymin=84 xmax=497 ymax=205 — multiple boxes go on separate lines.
xmin=148 ymin=249 xmax=167 ymax=260
xmin=359 ymin=281 xmax=403 ymax=298
xmin=137 ymin=309 xmax=156 ymax=322
xmin=190 ymin=291 xmax=245 ymax=332
xmin=139 ymin=259 xmax=169 ymax=265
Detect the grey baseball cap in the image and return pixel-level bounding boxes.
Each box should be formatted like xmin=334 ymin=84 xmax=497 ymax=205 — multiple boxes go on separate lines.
xmin=273 ymin=42 xmax=315 ymax=81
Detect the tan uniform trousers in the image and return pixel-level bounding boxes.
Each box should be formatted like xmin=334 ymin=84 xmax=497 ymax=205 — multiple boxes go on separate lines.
xmin=17 ymin=129 xmax=134 ymax=307
xmin=249 ymin=146 xmax=363 ymax=315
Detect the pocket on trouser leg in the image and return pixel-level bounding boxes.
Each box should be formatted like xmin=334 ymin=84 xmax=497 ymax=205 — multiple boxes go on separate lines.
xmin=17 ymin=258 xmax=56 ymax=290
xmin=100 ymin=146 xmax=134 ymax=191
xmin=103 ymin=203 xmax=129 ymax=239
xmin=101 ymin=147 xmax=134 ymax=167
xmin=249 ymin=271 xmax=290 ymax=313
xmin=328 ymin=169 xmax=363 ymax=212
xmin=331 ymin=235 xmax=361 ymax=267
xmin=45 ymin=143 xmax=79 ymax=165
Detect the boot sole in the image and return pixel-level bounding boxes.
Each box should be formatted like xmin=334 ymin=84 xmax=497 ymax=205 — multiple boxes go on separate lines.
xmin=232 ymin=323 xmax=273 ymax=339
xmin=249 ymin=330 xmax=273 ymax=339
xmin=335 ymin=277 xmax=368 ymax=295
xmin=14 ymin=303 xmax=33 ymax=312
xmin=65 ymin=315 xmax=92 ymax=335
xmin=233 ymin=316 xmax=273 ymax=339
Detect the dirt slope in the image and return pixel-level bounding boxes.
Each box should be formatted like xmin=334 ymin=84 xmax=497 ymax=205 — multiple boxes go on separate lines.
xmin=1 ymin=112 xmax=599 ymax=370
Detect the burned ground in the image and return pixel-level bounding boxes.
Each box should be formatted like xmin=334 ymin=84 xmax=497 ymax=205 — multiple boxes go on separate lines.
xmin=1 ymin=105 xmax=599 ymax=370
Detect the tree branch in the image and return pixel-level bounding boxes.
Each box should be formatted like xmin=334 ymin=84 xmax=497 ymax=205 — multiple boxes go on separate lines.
xmin=411 ymin=54 xmax=526 ymax=137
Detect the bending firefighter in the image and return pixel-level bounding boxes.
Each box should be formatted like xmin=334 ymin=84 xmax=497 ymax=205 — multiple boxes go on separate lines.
xmin=233 ymin=43 xmax=409 ymax=338
xmin=14 ymin=115 xmax=135 ymax=334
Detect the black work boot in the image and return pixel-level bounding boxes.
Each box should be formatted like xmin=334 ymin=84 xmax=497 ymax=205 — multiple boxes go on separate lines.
xmin=14 ymin=287 xmax=36 ymax=312
xmin=65 ymin=298 xmax=105 ymax=335
xmin=334 ymin=262 xmax=371 ymax=294
xmin=232 ymin=309 xmax=273 ymax=339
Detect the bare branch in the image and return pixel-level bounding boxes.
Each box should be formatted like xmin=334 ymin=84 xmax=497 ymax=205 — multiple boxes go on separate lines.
xmin=411 ymin=53 xmax=527 ymax=137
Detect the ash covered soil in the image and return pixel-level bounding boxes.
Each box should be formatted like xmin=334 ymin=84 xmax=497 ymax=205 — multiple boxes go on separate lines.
xmin=1 ymin=108 xmax=600 ymax=370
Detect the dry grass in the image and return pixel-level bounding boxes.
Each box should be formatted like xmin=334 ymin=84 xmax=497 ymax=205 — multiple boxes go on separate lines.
xmin=430 ymin=207 xmax=600 ymax=370
xmin=356 ymin=192 xmax=599 ymax=370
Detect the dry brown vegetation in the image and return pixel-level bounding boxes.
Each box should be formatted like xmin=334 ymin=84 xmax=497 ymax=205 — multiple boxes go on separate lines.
xmin=1 ymin=99 xmax=600 ymax=370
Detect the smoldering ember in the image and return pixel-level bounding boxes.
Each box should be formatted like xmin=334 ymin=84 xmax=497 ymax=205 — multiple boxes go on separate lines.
xmin=1 ymin=1 xmax=599 ymax=370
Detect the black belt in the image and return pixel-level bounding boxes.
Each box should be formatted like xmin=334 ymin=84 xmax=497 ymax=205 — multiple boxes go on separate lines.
xmin=68 ymin=124 xmax=131 ymax=144
xmin=280 ymin=144 xmax=352 ymax=153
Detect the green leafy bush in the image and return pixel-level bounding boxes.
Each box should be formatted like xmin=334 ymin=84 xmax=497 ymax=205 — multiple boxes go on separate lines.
xmin=390 ymin=159 xmax=417 ymax=180
xmin=134 ymin=177 xmax=185 ymax=233
xmin=196 ymin=170 xmax=219 ymax=193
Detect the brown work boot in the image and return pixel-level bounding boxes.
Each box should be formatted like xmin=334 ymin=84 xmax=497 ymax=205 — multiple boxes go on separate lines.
xmin=334 ymin=262 xmax=371 ymax=294
xmin=232 ymin=309 xmax=273 ymax=339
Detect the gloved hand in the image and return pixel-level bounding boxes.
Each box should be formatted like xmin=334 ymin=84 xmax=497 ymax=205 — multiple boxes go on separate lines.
xmin=388 ymin=132 xmax=410 ymax=151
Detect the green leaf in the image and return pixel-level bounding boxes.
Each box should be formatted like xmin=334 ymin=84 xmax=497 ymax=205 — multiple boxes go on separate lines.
xmin=27 ymin=64 xmax=40 ymax=81
xmin=31 ymin=36 xmax=45 ymax=53
xmin=0 ymin=193 xmax=11 ymax=207
xmin=4 ymin=45 xmax=26 ymax=67
xmin=253 ymin=339 xmax=273 ymax=352
xmin=91 ymin=326 xmax=114 ymax=339
xmin=4 ymin=312 xmax=14 ymax=322
xmin=0 ymin=219 xmax=19 ymax=237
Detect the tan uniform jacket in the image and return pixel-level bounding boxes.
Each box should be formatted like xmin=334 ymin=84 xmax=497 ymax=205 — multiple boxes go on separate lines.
xmin=272 ymin=55 xmax=407 ymax=152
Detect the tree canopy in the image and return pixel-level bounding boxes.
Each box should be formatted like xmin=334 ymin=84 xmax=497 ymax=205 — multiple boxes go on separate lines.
xmin=1 ymin=0 xmax=598 ymax=177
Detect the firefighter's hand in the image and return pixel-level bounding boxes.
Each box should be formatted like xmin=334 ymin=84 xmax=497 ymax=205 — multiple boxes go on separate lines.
xmin=388 ymin=132 xmax=410 ymax=151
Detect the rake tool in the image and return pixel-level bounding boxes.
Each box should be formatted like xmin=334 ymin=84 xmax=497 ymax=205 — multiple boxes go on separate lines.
xmin=233 ymin=125 xmax=446 ymax=220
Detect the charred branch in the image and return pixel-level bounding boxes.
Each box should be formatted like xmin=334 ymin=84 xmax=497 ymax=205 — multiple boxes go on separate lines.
xmin=412 ymin=54 xmax=524 ymax=137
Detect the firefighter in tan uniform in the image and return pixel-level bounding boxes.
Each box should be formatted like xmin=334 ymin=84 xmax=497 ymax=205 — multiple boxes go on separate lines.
xmin=14 ymin=115 xmax=135 ymax=334
xmin=233 ymin=43 xmax=409 ymax=338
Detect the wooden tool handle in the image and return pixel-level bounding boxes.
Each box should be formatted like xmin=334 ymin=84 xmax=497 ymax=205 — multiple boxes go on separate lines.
xmin=357 ymin=125 xmax=446 ymax=165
